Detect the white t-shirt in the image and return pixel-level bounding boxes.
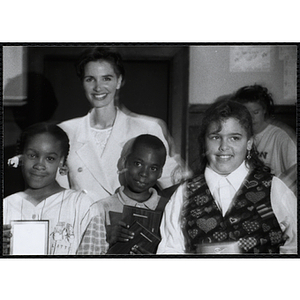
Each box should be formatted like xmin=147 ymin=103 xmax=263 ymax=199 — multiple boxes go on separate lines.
xmin=254 ymin=124 xmax=296 ymax=177
xmin=4 ymin=189 xmax=96 ymax=255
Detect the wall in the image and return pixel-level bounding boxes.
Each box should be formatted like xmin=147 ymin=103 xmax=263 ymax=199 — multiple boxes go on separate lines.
xmin=189 ymin=45 xmax=297 ymax=105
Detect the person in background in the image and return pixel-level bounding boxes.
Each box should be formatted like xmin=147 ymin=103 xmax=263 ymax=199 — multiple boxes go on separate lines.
xmin=77 ymin=134 xmax=171 ymax=255
xmin=232 ymin=84 xmax=296 ymax=194
xmin=3 ymin=123 xmax=99 ymax=255
xmin=157 ymin=100 xmax=297 ymax=255
xmin=56 ymin=47 xmax=188 ymax=203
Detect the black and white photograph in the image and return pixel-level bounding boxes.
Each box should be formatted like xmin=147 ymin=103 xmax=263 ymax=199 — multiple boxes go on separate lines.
xmin=2 ymin=44 xmax=298 ymax=258
xmin=0 ymin=4 xmax=299 ymax=298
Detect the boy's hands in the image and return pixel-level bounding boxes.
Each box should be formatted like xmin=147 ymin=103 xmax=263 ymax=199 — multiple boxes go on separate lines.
xmin=107 ymin=221 xmax=134 ymax=246
xmin=130 ymin=244 xmax=152 ymax=255
xmin=3 ymin=224 xmax=12 ymax=255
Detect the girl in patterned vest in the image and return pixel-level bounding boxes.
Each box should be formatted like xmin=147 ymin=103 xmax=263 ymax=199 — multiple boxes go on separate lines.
xmin=157 ymin=100 xmax=297 ymax=255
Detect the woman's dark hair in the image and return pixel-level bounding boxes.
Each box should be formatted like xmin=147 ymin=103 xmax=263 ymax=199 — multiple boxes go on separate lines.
xmin=197 ymin=100 xmax=268 ymax=174
xmin=17 ymin=122 xmax=70 ymax=164
xmin=75 ymin=47 xmax=125 ymax=83
xmin=232 ymin=84 xmax=275 ymax=118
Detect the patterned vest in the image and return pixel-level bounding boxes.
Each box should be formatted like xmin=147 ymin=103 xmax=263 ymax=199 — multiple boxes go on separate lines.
xmin=183 ymin=169 xmax=285 ymax=254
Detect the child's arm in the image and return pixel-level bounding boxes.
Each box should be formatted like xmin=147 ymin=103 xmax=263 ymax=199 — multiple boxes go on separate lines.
xmin=77 ymin=215 xmax=109 ymax=255
xmin=2 ymin=225 xmax=12 ymax=255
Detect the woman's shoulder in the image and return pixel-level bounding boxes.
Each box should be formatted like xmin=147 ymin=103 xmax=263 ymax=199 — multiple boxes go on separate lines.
xmin=58 ymin=115 xmax=87 ymax=131
xmin=123 ymin=112 xmax=169 ymax=139
xmin=58 ymin=116 xmax=89 ymax=142
xmin=120 ymin=108 xmax=165 ymax=127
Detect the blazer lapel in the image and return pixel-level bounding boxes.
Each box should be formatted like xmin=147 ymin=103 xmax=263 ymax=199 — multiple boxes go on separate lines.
xmin=75 ymin=113 xmax=114 ymax=194
xmin=101 ymin=109 xmax=128 ymax=192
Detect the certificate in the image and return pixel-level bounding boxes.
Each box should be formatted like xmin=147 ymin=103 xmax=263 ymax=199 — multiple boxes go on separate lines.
xmin=10 ymin=220 xmax=49 ymax=255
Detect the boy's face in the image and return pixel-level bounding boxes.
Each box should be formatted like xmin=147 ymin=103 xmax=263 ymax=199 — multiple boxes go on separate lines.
xmin=124 ymin=144 xmax=164 ymax=202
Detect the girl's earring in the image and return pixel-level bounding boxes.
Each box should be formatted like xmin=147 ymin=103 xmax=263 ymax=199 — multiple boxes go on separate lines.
xmin=59 ymin=165 xmax=69 ymax=176
xmin=247 ymin=149 xmax=251 ymax=160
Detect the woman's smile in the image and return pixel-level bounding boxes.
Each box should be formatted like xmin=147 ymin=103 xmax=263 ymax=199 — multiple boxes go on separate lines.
xmin=92 ymin=93 xmax=108 ymax=100
xmin=83 ymin=60 xmax=122 ymax=109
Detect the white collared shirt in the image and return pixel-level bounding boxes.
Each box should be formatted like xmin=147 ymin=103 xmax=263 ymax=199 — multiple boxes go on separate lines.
xmin=117 ymin=186 xmax=160 ymax=211
xmin=95 ymin=186 xmax=161 ymax=227
xmin=205 ymin=162 xmax=249 ymax=216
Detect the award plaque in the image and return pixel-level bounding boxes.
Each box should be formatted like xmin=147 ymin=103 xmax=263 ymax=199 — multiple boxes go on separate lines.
xmin=10 ymin=220 xmax=49 ymax=255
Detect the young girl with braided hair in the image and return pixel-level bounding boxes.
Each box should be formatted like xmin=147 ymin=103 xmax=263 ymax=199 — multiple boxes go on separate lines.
xmin=3 ymin=123 xmax=101 ymax=255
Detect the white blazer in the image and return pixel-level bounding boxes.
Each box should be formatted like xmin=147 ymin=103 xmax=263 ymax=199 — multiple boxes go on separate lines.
xmin=57 ymin=108 xmax=184 ymax=202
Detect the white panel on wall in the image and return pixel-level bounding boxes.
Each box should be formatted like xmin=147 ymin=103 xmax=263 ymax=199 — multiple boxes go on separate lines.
xmin=3 ymin=46 xmax=28 ymax=105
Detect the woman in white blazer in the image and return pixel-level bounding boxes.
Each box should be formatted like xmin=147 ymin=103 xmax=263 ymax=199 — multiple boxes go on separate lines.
xmin=57 ymin=48 xmax=187 ymax=202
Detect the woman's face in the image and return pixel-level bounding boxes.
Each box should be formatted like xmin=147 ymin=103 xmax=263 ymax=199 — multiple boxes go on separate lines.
xmin=243 ymin=102 xmax=266 ymax=134
xmin=83 ymin=60 xmax=122 ymax=109
xmin=205 ymin=117 xmax=253 ymax=176
xmin=22 ymin=133 xmax=65 ymax=191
